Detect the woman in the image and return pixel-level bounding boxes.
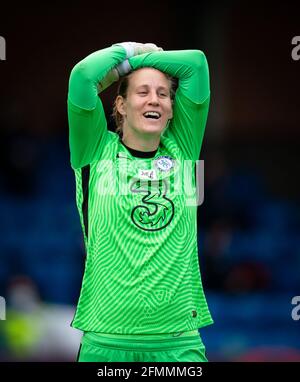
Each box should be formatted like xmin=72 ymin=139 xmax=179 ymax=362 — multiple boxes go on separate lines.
xmin=67 ymin=42 xmax=213 ymax=362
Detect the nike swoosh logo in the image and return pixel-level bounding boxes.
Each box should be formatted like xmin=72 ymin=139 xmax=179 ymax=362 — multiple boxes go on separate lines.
xmin=172 ymin=332 xmax=183 ymax=337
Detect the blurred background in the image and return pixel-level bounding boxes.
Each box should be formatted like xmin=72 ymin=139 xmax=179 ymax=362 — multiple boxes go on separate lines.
xmin=0 ymin=0 xmax=300 ymax=361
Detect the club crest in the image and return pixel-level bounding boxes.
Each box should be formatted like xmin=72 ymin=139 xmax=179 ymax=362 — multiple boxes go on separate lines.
xmin=154 ymin=156 xmax=175 ymax=172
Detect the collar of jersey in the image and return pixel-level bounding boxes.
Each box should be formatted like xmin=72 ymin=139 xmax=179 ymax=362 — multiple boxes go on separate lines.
xmin=118 ymin=139 xmax=161 ymax=160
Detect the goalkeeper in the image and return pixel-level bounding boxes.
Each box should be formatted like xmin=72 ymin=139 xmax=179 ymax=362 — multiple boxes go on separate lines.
xmin=67 ymin=42 xmax=213 ymax=362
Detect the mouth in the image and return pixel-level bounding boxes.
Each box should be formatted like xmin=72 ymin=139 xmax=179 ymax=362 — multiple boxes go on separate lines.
xmin=143 ymin=111 xmax=161 ymax=120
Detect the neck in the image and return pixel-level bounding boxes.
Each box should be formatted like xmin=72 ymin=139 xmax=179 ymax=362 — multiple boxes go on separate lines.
xmin=122 ymin=131 xmax=160 ymax=152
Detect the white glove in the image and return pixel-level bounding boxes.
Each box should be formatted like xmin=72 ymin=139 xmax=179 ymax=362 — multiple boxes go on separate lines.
xmin=114 ymin=42 xmax=163 ymax=58
xmin=98 ymin=43 xmax=163 ymax=92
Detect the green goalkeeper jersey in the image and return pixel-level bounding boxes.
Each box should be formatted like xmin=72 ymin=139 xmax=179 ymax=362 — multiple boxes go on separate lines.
xmin=67 ymin=45 xmax=213 ymax=334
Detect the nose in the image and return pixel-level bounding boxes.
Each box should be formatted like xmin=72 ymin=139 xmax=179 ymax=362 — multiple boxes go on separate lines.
xmin=148 ymin=90 xmax=159 ymax=105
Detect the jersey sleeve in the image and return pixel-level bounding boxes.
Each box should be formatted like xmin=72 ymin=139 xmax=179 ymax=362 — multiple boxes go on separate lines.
xmin=67 ymin=45 xmax=126 ymax=169
xmin=128 ymin=50 xmax=210 ymax=160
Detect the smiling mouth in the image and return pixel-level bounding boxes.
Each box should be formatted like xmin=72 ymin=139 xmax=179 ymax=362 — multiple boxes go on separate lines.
xmin=143 ymin=111 xmax=161 ymax=120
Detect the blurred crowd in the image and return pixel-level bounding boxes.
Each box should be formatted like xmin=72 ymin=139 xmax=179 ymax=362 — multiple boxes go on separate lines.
xmin=0 ymin=118 xmax=299 ymax=361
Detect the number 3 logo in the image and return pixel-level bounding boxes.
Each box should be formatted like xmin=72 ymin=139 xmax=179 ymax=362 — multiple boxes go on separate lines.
xmin=130 ymin=178 xmax=174 ymax=231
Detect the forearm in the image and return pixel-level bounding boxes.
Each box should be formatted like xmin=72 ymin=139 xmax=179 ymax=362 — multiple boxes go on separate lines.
xmin=128 ymin=50 xmax=210 ymax=104
xmin=68 ymin=45 xmax=126 ymax=110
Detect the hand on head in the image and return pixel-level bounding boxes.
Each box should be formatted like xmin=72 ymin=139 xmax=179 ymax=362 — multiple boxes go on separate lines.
xmin=115 ymin=42 xmax=163 ymax=58
xmin=134 ymin=43 xmax=163 ymax=55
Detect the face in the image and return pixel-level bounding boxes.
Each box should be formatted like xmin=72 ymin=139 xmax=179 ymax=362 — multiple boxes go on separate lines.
xmin=116 ymin=68 xmax=173 ymax=138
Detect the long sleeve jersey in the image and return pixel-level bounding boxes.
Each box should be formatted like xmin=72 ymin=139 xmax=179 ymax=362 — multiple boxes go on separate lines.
xmin=67 ymin=45 xmax=213 ymax=334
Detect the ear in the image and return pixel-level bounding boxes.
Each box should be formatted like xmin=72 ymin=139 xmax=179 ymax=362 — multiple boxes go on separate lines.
xmin=115 ymin=95 xmax=126 ymax=116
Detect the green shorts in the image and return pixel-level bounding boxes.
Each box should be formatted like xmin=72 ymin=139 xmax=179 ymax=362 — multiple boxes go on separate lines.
xmin=77 ymin=331 xmax=208 ymax=362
